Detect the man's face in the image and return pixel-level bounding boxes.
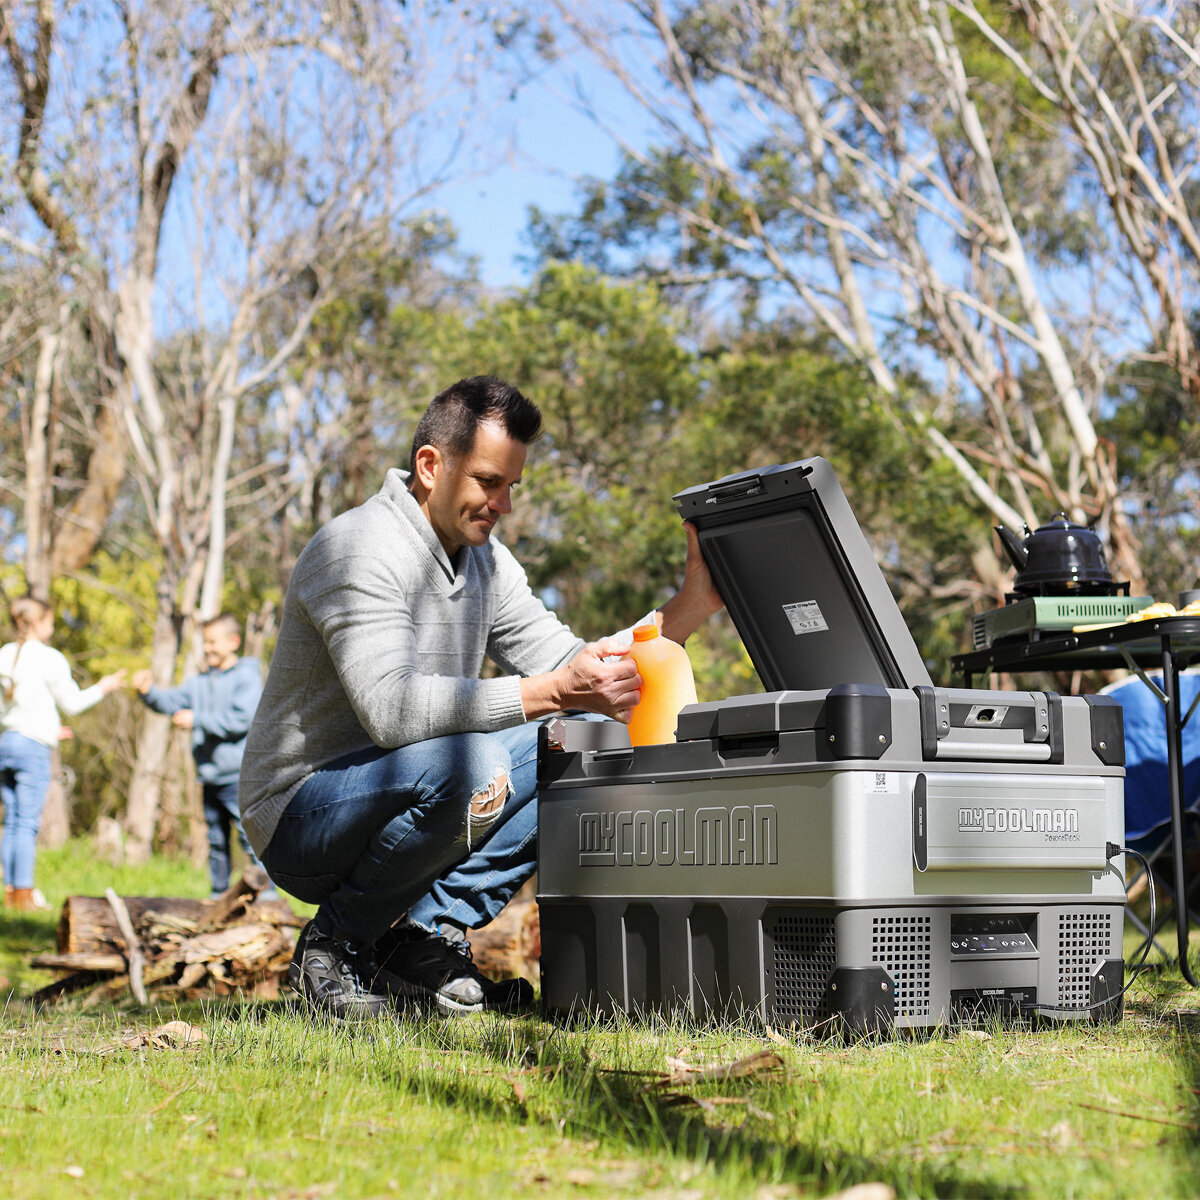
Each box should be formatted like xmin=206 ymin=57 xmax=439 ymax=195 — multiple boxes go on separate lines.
xmin=203 ymin=627 xmax=241 ymax=670
xmin=420 ymin=419 xmax=527 ymax=556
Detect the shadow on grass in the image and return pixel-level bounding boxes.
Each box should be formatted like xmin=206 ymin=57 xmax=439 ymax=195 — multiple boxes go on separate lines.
xmin=0 ymin=911 xmax=57 ymax=938
xmin=368 ymin=1017 xmax=1022 ymax=1200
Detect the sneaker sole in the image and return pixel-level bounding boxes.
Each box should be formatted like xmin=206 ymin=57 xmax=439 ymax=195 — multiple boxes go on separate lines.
xmin=381 ymin=978 xmax=484 ymax=1016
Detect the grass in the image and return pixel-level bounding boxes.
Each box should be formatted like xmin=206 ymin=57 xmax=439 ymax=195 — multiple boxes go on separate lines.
xmin=1 ymin=843 xmax=1199 ymax=1199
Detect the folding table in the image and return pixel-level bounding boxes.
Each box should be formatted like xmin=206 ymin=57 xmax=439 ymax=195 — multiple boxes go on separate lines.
xmin=953 ymin=617 xmax=1200 ymax=986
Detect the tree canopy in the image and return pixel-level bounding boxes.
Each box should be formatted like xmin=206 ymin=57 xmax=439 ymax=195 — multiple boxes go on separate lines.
xmin=2 ymin=0 xmax=1197 ymax=851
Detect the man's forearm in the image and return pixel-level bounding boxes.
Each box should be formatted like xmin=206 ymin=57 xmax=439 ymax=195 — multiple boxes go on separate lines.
xmin=658 ymin=588 xmax=720 ymax=645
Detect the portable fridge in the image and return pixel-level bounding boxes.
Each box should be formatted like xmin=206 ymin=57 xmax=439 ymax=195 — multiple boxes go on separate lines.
xmin=536 ymin=459 xmax=1126 ymax=1033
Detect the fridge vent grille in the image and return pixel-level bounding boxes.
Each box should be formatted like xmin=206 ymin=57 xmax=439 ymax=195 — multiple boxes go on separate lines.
xmin=769 ymin=912 xmax=836 ymax=1026
xmin=871 ymin=914 xmax=932 ymax=1018
xmin=1057 ymin=910 xmax=1112 ymax=1007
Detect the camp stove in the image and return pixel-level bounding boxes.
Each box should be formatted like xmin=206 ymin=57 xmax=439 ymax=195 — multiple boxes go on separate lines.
xmin=970 ymin=594 xmax=1154 ymax=651
xmin=537 ymin=459 xmax=1127 ymax=1035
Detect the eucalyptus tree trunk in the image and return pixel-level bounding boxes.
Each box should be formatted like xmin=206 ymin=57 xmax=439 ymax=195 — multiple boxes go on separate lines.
xmin=123 ymin=575 xmax=183 ymax=861
xmin=22 ymin=322 xmax=58 ymax=599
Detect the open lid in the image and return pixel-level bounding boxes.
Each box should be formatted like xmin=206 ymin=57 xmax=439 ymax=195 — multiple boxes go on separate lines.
xmin=675 ymin=458 xmax=932 ymax=692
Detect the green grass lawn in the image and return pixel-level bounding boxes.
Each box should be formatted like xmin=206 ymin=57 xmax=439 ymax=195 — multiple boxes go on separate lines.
xmin=2 ymin=842 xmax=1198 ymax=1200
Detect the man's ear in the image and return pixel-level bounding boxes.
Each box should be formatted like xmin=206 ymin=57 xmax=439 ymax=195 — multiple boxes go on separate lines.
xmin=413 ymin=444 xmax=443 ymax=491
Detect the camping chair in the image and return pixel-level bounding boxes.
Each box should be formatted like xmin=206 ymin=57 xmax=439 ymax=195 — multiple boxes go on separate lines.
xmin=1104 ymin=672 xmax=1200 ymax=960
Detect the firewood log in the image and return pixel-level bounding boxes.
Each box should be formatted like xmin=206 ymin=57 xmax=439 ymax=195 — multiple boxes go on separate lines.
xmin=468 ymin=896 xmax=541 ymax=984
xmin=57 ymin=896 xmax=208 ymax=955
xmin=56 ymin=884 xmax=297 ymax=956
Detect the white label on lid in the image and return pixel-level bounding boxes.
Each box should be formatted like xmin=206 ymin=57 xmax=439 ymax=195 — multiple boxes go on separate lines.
xmin=782 ymin=600 xmax=829 ymax=635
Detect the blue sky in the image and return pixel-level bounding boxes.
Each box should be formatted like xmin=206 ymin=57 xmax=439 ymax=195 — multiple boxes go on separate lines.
xmin=427 ymin=57 xmax=650 ymax=289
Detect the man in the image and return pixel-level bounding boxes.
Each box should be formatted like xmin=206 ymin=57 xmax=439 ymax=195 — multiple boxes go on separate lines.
xmin=134 ymin=614 xmax=266 ymax=898
xmin=239 ymin=376 xmax=722 ymax=1019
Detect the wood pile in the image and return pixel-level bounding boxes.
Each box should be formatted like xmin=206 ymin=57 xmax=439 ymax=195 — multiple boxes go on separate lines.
xmin=29 ymin=867 xmax=542 ymax=1006
xmin=31 ymin=867 xmax=302 ymax=1006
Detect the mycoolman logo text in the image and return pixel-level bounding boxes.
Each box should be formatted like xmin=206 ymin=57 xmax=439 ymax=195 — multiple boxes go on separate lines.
xmin=578 ymin=805 xmax=778 ymax=868
xmin=958 ymin=806 xmax=1080 ymax=842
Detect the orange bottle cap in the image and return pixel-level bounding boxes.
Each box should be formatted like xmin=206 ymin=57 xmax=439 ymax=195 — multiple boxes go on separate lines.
xmin=632 ymin=623 xmax=659 ymax=642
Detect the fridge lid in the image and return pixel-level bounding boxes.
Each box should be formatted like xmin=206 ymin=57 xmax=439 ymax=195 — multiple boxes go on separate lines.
xmin=674 ymin=458 xmax=932 ymax=693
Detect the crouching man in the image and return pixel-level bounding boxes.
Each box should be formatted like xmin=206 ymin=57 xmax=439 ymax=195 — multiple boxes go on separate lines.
xmin=239 ymin=376 xmax=721 ymax=1019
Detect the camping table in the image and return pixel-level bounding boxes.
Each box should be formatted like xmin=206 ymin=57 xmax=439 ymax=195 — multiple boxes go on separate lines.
xmin=952 ymin=616 xmax=1200 ymax=986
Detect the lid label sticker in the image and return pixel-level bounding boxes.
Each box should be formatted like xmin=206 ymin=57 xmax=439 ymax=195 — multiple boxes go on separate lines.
xmin=783 ymin=600 xmax=829 ymax=635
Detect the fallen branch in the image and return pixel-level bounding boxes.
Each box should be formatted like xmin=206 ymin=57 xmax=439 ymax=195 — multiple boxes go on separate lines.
xmin=105 ymin=888 xmax=148 ymax=1006
xmin=30 ymin=952 xmax=127 ymax=973
xmin=193 ymin=866 xmax=272 ymax=933
xmin=1072 ymin=1101 xmax=1199 ymax=1130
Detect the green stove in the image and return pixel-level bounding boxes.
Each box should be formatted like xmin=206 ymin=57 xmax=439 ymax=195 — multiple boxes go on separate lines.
xmin=971 ymin=594 xmax=1154 ymax=650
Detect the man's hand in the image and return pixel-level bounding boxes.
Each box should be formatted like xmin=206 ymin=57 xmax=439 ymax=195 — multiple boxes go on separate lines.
xmin=520 ymin=638 xmax=643 ymax=723
xmin=131 ymin=669 xmax=154 ymax=694
xmin=658 ymin=521 xmax=724 ymax=644
xmin=172 ymin=709 xmax=195 ymax=731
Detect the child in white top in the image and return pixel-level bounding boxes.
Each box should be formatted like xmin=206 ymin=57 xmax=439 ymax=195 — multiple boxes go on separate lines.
xmin=0 ymin=596 xmax=125 ymax=909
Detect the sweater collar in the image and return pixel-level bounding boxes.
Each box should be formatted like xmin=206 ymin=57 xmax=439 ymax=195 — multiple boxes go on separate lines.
xmin=381 ymin=468 xmax=468 ymax=590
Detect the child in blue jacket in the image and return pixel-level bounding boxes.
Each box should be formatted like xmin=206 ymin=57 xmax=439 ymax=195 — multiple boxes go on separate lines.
xmin=134 ymin=614 xmax=266 ymax=897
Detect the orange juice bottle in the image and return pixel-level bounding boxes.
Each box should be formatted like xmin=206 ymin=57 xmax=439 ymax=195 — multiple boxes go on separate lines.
xmin=626 ymin=623 xmax=698 ymax=747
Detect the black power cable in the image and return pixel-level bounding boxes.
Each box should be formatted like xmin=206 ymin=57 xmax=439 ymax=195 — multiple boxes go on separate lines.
xmin=1015 ymin=842 xmax=1157 ymax=1018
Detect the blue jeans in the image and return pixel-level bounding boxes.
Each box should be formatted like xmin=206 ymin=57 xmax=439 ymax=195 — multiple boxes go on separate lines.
xmin=202 ymin=780 xmax=263 ymax=896
xmin=261 ymin=722 xmax=540 ymax=948
xmin=0 ymin=731 xmax=54 ymax=889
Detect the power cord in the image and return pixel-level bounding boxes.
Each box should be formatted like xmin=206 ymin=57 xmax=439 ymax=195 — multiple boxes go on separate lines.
xmin=1016 ymin=841 xmax=1156 ymax=1018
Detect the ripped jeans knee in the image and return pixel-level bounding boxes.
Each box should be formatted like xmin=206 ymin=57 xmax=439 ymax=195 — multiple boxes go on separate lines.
xmin=467 ymin=767 xmax=510 ymax=847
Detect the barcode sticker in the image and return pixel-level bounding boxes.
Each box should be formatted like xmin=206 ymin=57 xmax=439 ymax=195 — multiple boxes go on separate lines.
xmin=782 ymin=600 xmax=829 ymax=635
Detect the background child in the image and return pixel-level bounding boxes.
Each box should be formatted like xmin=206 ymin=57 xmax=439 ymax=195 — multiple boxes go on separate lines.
xmin=0 ymin=596 xmax=126 ymax=910
xmin=134 ymin=613 xmax=266 ymax=898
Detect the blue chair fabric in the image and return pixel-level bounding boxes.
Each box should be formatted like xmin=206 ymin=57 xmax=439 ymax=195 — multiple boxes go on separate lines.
xmin=1102 ymin=672 xmax=1200 ymax=844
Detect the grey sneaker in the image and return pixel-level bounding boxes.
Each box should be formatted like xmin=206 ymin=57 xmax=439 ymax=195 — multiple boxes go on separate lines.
xmin=288 ymin=920 xmax=389 ymax=1021
xmin=372 ymin=923 xmax=535 ymax=1016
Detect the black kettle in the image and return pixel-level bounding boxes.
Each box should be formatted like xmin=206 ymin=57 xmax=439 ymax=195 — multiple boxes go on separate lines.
xmin=994 ymin=513 xmax=1117 ymax=597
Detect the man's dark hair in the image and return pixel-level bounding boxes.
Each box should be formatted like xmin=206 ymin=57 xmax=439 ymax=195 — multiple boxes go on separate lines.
xmin=408 ymin=376 xmax=542 ymax=475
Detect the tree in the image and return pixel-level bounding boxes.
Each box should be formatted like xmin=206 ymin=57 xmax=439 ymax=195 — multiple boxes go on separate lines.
xmin=0 ymin=0 xmax=520 ymax=857
xmin=540 ymin=0 xmax=1200 ymax=597
xmin=430 ymin=262 xmax=976 ymax=690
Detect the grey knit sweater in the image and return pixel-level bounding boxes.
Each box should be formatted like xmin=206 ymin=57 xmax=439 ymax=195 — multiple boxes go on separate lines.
xmin=238 ymin=469 xmax=587 ymax=855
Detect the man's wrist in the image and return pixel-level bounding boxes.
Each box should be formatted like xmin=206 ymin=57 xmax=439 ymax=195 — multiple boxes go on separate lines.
xmin=519 ymin=669 xmax=565 ymax=720
xmin=659 ymin=591 xmax=714 ymax=644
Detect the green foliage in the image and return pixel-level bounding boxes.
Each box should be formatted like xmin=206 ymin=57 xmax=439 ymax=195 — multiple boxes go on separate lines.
xmin=422 ymin=264 xmax=980 ymax=690
xmin=437 ymin=262 xmax=701 ymax=633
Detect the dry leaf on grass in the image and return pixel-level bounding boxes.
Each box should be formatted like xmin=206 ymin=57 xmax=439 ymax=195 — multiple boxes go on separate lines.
xmin=762 ymin=1025 xmax=798 ymax=1048
xmin=824 ymin=1185 xmax=897 ymax=1200
xmin=1048 ymin=1119 xmax=1077 ymax=1149
xmin=114 ymin=1021 xmax=207 ymax=1051
xmin=658 ymin=1049 xmax=786 ymax=1088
